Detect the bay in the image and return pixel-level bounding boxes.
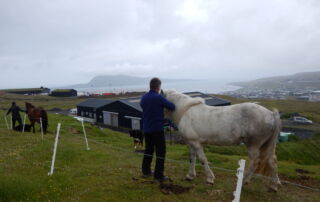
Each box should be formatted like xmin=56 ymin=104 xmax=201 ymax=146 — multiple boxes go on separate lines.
xmin=75 ymin=80 xmax=241 ymax=95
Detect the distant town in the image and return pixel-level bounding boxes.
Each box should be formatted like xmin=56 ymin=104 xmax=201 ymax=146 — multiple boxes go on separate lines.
xmin=222 ymin=71 xmax=320 ymax=102
xmin=222 ymin=87 xmax=320 ymax=102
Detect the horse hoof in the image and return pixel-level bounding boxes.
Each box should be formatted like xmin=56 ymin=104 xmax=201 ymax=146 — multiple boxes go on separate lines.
xmin=206 ymin=179 xmax=214 ymax=185
xmin=243 ymin=179 xmax=250 ymax=185
xmin=185 ymin=174 xmax=195 ymax=181
xmin=267 ymin=185 xmax=278 ymax=192
xmin=267 ymin=187 xmax=278 ymax=192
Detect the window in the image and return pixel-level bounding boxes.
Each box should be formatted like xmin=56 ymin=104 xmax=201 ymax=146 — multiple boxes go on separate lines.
xmin=103 ymin=111 xmax=119 ymax=127
xmin=132 ymin=119 xmax=140 ymax=130
xmin=124 ymin=116 xmax=141 ymax=130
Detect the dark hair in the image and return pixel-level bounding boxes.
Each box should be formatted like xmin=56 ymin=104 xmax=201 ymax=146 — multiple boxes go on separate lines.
xmin=12 ymin=102 xmax=16 ymax=105
xmin=150 ymin=77 xmax=161 ymax=90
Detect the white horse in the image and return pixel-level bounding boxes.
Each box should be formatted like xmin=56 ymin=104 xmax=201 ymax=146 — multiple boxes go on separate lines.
xmin=163 ymin=90 xmax=281 ymax=191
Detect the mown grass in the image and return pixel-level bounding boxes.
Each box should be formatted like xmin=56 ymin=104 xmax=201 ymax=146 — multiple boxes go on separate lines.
xmin=0 ymin=111 xmax=319 ymax=201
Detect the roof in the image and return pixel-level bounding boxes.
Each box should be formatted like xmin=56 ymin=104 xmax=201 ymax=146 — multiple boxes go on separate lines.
xmin=184 ymin=91 xmax=231 ymax=106
xmin=117 ymin=92 xmax=230 ymax=112
xmin=52 ymin=89 xmax=77 ymax=93
xmin=119 ymin=97 xmax=142 ymax=112
xmin=77 ymin=98 xmax=114 ymax=109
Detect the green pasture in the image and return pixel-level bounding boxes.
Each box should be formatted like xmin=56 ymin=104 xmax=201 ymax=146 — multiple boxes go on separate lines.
xmin=0 ymin=111 xmax=319 ymax=201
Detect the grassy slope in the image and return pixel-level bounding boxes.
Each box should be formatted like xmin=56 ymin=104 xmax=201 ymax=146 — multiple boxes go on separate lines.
xmin=0 ymin=111 xmax=319 ymax=201
xmin=229 ymin=71 xmax=320 ymax=89
xmin=216 ymin=95 xmax=320 ymax=123
xmin=0 ymin=93 xmax=87 ymax=111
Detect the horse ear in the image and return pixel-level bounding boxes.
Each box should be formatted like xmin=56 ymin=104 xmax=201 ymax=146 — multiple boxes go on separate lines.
xmin=160 ymin=89 xmax=164 ymax=96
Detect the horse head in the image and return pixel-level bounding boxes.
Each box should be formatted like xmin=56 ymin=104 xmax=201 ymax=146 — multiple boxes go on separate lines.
xmin=25 ymin=102 xmax=35 ymax=114
xmin=25 ymin=102 xmax=34 ymax=109
xmin=163 ymin=90 xmax=205 ymax=125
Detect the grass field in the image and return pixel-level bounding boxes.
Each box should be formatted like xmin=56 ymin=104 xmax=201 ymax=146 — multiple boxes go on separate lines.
xmin=0 ymin=110 xmax=319 ymax=201
xmin=216 ymin=95 xmax=320 ymax=123
xmin=1 ymin=92 xmax=320 ymax=123
xmin=1 ymin=93 xmax=320 ymax=201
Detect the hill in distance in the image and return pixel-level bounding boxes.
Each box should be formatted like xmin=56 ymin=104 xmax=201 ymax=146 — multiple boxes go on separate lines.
xmin=65 ymin=75 xmax=195 ymax=88
xmin=230 ymin=71 xmax=320 ymax=90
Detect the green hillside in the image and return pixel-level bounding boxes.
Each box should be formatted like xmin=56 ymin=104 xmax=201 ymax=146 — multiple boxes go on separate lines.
xmin=0 ymin=111 xmax=319 ymax=201
xmin=215 ymin=94 xmax=320 ymax=123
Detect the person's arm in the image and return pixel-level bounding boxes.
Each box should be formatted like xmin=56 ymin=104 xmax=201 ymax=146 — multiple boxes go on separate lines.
xmin=18 ymin=106 xmax=26 ymax=113
xmin=160 ymin=96 xmax=175 ymax=111
xmin=6 ymin=107 xmax=12 ymax=115
xmin=140 ymin=97 xmax=145 ymax=109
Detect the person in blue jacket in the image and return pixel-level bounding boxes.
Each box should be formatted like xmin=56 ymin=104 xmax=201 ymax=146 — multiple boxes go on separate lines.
xmin=140 ymin=77 xmax=175 ymax=181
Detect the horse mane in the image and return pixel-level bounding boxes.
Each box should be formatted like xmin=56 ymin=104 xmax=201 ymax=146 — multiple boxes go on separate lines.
xmin=26 ymin=102 xmax=35 ymax=109
xmin=164 ymin=90 xmax=205 ymax=125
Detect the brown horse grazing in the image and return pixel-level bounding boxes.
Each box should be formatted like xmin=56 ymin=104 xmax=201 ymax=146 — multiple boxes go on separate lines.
xmin=25 ymin=102 xmax=48 ymax=134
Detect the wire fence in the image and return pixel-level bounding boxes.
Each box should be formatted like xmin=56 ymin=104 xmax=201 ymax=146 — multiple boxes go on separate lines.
xmin=73 ymin=133 xmax=320 ymax=192
xmin=0 ymin=115 xmax=319 ymax=193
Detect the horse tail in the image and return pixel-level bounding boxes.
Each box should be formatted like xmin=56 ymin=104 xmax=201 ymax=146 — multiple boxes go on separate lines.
xmin=256 ymin=109 xmax=281 ymax=178
xmin=41 ymin=110 xmax=48 ymax=133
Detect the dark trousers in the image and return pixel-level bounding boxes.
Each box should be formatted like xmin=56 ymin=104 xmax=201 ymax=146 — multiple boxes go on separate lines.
xmin=142 ymin=131 xmax=166 ymax=179
xmin=12 ymin=117 xmax=22 ymax=129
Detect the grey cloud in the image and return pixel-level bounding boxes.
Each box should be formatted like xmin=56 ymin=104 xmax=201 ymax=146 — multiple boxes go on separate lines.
xmin=0 ymin=0 xmax=319 ymax=88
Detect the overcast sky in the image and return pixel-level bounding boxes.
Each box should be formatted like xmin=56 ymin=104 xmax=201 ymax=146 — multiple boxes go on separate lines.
xmin=0 ymin=0 xmax=319 ymax=88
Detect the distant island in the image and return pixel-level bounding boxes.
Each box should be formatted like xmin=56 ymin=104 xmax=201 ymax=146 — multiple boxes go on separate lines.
xmin=64 ymin=75 xmax=195 ymax=89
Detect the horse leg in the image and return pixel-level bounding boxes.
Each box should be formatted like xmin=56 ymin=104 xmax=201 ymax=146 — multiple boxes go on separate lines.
xmin=43 ymin=122 xmax=47 ymax=134
xmin=186 ymin=145 xmax=197 ymax=181
xmin=243 ymin=146 xmax=260 ymax=185
xmin=256 ymin=134 xmax=281 ymax=192
xmin=263 ymin=151 xmax=281 ymax=192
xmin=31 ymin=121 xmax=35 ymax=133
xmin=191 ymin=142 xmax=215 ymax=184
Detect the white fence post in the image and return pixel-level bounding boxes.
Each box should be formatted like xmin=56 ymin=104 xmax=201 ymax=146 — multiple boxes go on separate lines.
xmin=48 ymin=123 xmax=61 ymax=176
xmin=4 ymin=116 xmax=9 ymax=129
xmin=22 ymin=114 xmax=26 ymax=133
xmin=233 ymin=159 xmax=246 ymax=202
xmin=81 ymin=119 xmax=90 ymax=150
xmin=40 ymin=118 xmax=44 ymax=140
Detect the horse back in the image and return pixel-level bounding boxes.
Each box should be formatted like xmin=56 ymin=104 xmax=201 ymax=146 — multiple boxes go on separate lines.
xmin=179 ymin=103 xmax=279 ymax=145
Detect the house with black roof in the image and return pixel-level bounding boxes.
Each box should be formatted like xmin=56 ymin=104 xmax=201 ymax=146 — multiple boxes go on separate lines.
xmin=184 ymin=91 xmax=231 ymax=106
xmin=100 ymin=92 xmax=229 ymax=130
xmin=97 ymin=97 xmax=142 ymax=129
xmin=50 ymin=89 xmax=78 ymax=97
xmin=77 ymin=98 xmax=114 ymax=123
xmin=77 ymin=92 xmax=230 ymax=130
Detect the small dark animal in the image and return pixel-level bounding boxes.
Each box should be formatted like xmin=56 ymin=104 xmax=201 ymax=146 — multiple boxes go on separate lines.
xmin=14 ymin=124 xmax=31 ymax=132
xmin=25 ymin=102 xmax=48 ymax=134
xmin=129 ymin=130 xmax=144 ymax=150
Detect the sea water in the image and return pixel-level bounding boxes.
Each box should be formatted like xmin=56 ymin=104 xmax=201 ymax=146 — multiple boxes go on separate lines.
xmin=75 ymin=80 xmax=241 ymax=95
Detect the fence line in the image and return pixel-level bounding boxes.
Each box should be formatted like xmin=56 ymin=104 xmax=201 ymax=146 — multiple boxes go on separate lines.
xmin=254 ymin=173 xmax=320 ymax=192
xmin=0 ymin=116 xmax=319 ymax=192
xmin=73 ymin=133 xmax=320 ymax=192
